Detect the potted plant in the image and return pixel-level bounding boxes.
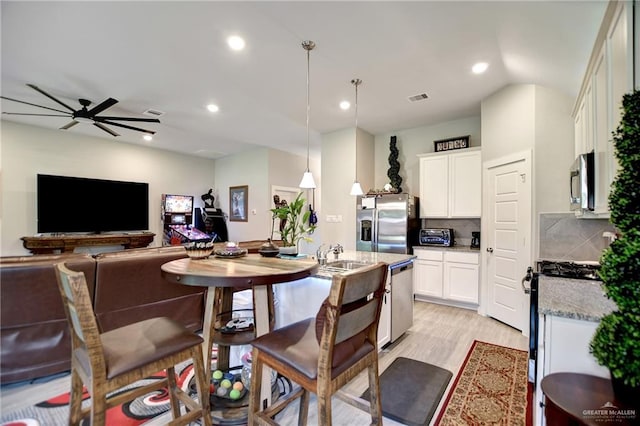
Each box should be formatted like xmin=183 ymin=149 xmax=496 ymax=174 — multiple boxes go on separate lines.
xmin=271 ymin=192 xmax=316 ymax=255
xmin=589 ymin=90 xmax=640 ymax=403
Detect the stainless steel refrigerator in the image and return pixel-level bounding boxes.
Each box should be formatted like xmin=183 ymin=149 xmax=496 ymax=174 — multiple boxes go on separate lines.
xmin=356 ymin=193 xmax=419 ymax=254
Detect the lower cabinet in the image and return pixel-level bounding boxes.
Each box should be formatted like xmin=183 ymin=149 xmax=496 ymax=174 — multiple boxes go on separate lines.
xmin=534 ymin=314 xmax=610 ymax=426
xmin=377 ymin=270 xmax=392 ymax=348
xmin=414 ymin=249 xmax=479 ymax=307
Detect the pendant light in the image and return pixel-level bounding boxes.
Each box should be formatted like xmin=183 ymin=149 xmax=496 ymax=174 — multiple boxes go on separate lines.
xmin=299 ymin=40 xmax=317 ymax=189
xmin=350 ymin=78 xmax=364 ymax=196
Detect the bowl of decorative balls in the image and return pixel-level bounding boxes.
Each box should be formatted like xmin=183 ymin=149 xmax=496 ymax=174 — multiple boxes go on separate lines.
xmin=210 ymin=369 xmax=247 ymax=402
xmin=184 ymin=241 xmax=215 ymax=259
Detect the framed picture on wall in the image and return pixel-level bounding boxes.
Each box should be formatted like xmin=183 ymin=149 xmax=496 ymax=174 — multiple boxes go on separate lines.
xmin=433 ymin=135 xmax=470 ymax=152
xmin=229 ymin=185 xmax=248 ymax=222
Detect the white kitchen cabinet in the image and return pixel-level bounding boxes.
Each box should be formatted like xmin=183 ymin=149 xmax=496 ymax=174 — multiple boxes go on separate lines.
xmin=418 ymin=147 xmax=481 ymax=218
xmin=573 ymin=1 xmax=632 ymax=217
xmin=443 ymin=251 xmax=479 ymax=303
xmin=414 ymin=250 xmax=443 ymax=298
xmin=377 ymin=270 xmax=392 ymax=348
xmin=534 ymin=314 xmax=610 ymax=425
xmin=414 ymin=249 xmax=479 ymax=307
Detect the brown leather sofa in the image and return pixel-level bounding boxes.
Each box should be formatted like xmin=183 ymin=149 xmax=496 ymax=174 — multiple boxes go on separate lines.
xmin=0 ymin=246 xmax=206 ymax=384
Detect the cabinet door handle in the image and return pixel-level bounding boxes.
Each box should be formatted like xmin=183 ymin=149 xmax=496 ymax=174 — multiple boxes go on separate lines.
xmin=487 ymin=247 xmax=494 ymax=253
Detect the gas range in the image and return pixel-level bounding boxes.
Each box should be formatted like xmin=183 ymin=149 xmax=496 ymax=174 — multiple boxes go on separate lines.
xmin=536 ymin=260 xmax=601 ymax=281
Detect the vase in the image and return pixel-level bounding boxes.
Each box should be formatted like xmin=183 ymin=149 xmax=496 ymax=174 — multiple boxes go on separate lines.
xmin=278 ymin=246 xmax=298 ymax=256
xmin=610 ymin=373 xmax=640 ymax=406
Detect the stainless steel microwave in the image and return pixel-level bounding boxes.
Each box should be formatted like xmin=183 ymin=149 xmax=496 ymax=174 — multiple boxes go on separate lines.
xmin=570 ymin=152 xmax=595 ymax=211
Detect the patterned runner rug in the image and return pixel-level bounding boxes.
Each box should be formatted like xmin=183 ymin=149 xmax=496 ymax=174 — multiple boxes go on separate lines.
xmin=435 ymin=340 xmax=531 ymax=426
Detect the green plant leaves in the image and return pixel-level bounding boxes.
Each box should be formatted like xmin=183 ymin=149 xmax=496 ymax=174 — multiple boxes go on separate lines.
xmin=270 ymin=192 xmax=316 ymax=247
xmin=591 ymin=89 xmax=640 ymax=388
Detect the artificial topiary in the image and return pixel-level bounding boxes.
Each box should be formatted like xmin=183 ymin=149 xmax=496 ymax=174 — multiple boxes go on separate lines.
xmin=590 ymin=90 xmax=640 ymax=389
xmin=387 ymin=136 xmax=403 ymax=193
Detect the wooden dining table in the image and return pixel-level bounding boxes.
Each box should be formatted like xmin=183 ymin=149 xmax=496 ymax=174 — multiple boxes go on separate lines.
xmin=161 ymin=253 xmax=319 ymax=410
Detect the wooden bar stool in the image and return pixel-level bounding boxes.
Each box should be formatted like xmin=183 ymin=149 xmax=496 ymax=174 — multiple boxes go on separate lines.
xmin=55 ymin=263 xmax=212 ymax=426
xmin=248 ymin=262 xmax=389 ymax=425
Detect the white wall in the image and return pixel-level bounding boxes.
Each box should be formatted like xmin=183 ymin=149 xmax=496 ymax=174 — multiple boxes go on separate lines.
xmin=533 ymin=85 xmax=575 ymax=214
xmin=374 ymin=116 xmax=482 ymax=197
xmin=321 ymin=127 xmax=366 ymax=250
xmin=212 ymin=147 xmax=316 ymax=250
xmin=481 ymin=85 xmax=536 ymax=163
xmin=1 ymin=120 xmax=216 ymax=255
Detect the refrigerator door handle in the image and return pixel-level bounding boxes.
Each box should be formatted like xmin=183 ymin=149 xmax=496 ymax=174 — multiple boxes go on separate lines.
xmin=372 ymin=209 xmax=378 ymax=252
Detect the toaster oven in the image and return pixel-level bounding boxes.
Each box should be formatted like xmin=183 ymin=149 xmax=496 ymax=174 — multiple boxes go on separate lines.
xmin=419 ymin=228 xmax=454 ymax=247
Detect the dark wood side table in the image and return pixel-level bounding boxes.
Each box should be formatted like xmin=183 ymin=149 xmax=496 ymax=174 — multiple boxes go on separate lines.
xmin=541 ymin=373 xmax=639 ymax=425
xmin=21 ymin=232 xmax=155 ymax=254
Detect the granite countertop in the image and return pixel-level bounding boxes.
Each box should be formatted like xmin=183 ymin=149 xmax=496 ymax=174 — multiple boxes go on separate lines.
xmin=313 ymin=250 xmax=416 ymax=279
xmin=539 ymin=275 xmax=616 ymax=322
xmin=413 ymin=245 xmax=481 ymax=253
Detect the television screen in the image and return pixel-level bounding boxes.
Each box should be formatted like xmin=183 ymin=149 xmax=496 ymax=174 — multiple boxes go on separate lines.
xmin=164 ymin=194 xmax=193 ymax=214
xmin=37 ymin=174 xmax=149 ymax=234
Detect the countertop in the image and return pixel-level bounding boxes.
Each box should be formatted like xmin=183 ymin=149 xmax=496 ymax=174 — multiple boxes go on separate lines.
xmin=538 ymin=275 xmax=616 ymax=322
xmin=413 ymin=245 xmax=480 ymax=253
xmin=313 ymin=250 xmax=416 ymax=279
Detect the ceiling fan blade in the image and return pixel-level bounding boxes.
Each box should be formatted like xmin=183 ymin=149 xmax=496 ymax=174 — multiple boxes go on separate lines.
xmin=87 ymin=98 xmax=118 ymax=116
xmin=2 ymin=112 xmax=70 ymax=117
xmin=96 ymin=119 xmax=156 ymax=134
xmin=26 ymin=84 xmax=76 ymax=112
xmin=95 ymin=116 xmax=160 ymax=123
xmin=94 ymin=122 xmax=119 ymax=137
xmin=0 ymin=95 xmax=71 ymax=114
xmin=60 ymin=120 xmax=79 ymax=130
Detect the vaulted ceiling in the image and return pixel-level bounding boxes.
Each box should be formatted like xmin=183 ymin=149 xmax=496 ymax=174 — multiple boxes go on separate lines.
xmin=1 ymin=1 xmax=607 ymax=160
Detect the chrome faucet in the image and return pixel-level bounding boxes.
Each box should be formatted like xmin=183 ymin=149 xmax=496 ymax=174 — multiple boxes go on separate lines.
xmin=332 ymin=244 xmax=343 ymax=260
xmin=316 ymin=244 xmax=332 ymax=266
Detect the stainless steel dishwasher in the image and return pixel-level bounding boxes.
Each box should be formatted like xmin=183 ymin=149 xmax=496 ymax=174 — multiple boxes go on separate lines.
xmin=390 ymin=259 xmax=414 ymax=341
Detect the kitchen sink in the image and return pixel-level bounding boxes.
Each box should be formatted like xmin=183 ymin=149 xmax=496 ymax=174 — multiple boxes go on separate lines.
xmin=320 ymin=260 xmax=372 ymax=272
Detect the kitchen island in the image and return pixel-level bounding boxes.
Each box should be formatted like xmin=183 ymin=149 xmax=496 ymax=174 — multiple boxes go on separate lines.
xmin=277 ymin=250 xmax=416 ymax=349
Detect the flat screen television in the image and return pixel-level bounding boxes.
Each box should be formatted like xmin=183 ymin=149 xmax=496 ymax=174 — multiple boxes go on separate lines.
xmin=163 ymin=194 xmax=194 ymax=214
xmin=37 ymin=174 xmax=149 ymax=234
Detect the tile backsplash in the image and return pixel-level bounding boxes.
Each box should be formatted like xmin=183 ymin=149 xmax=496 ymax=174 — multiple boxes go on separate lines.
xmin=421 ymin=218 xmax=481 ymax=247
xmin=538 ymin=213 xmax=615 ymax=262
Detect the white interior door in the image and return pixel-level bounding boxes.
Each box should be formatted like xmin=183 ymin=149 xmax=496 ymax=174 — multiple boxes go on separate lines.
xmin=483 ymin=152 xmax=531 ymax=332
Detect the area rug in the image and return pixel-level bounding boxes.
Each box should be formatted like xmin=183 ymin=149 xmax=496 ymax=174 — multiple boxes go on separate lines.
xmin=435 ymin=340 xmax=531 ymax=426
xmin=361 ymin=357 xmax=452 ymax=426
xmin=0 ymin=360 xmax=198 ymax=426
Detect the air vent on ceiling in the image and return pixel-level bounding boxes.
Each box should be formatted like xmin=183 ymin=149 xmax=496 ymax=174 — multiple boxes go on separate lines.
xmin=408 ymin=93 xmax=429 ymax=102
xmin=143 ymin=108 xmax=165 ymax=117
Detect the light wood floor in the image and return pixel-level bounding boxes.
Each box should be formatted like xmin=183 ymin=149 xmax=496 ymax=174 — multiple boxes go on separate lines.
xmin=0 ymin=301 xmax=527 ymax=425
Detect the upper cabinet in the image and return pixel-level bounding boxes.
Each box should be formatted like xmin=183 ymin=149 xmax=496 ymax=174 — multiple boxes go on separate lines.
xmin=573 ymin=0 xmax=633 ymax=217
xmin=418 ymin=147 xmax=481 ymax=218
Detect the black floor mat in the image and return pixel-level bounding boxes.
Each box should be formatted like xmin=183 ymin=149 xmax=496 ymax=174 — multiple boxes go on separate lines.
xmin=361 ymin=357 xmax=452 ymax=426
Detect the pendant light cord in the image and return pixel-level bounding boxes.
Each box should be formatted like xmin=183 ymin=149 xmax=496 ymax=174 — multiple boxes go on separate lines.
xmin=352 ymin=79 xmax=362 ymax=182
xmin=306 ymin=46 xmax=310 ymax=172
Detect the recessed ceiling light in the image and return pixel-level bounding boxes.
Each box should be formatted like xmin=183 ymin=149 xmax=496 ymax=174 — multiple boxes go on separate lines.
xmin=207 ymin=104 xmax=219 ymax=113
xmin=227 ymin=35 xmax=245 ymax=51
xmin=143 ymin=134 xmax=153 ymax=142
xmin=340 ymin=100 xmax=351 ymax=110
xmin=472 ymin=62 xmax=489 ymax=74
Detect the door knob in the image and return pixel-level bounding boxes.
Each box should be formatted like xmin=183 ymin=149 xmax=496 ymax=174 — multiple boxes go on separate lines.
xmin=487 ymin=247 xmax=494 ymax=253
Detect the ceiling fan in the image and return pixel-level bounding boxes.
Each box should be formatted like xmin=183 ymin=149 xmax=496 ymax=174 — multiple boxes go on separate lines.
xmin=0 ymin=84 xmax=160 ymax=137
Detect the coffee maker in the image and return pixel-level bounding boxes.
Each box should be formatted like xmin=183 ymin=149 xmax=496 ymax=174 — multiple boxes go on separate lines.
xmin=471 ymin=232 xmax=480 ymax=249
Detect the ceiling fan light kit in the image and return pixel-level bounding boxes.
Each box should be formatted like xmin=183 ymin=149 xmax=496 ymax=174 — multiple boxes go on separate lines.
xmin=1 ymin=84 xmax=160 ymax=137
